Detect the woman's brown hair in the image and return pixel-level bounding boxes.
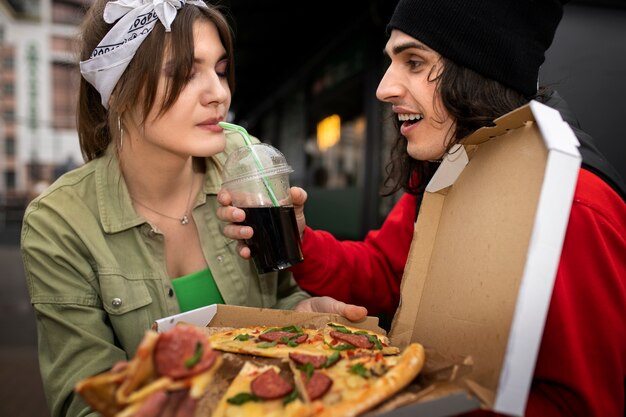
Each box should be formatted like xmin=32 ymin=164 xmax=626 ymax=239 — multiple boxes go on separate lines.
xmin=383 ymin=57 xmax=534 ymax=197
xmin=76 ymin=0 xmax=235 ymax=162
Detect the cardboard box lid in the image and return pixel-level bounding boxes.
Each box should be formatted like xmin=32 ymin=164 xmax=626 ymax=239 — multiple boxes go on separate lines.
xmin=389 ymin=101 xmax=581 ymax=416
xmin=154 ymin=304 xmax=385 ymax=334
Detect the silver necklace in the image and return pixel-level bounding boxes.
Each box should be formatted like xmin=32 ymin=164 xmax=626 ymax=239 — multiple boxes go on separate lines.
xmin=132 ymin=171 xmax=195 ymax=226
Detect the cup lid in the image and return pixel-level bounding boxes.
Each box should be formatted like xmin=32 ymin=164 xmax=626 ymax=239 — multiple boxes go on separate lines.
xmin=222 ymin=143 xmax=293 ymax=185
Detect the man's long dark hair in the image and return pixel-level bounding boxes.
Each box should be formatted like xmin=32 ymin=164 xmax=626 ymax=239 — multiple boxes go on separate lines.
xmin=382 ymin=57 xmax=537 ymax=196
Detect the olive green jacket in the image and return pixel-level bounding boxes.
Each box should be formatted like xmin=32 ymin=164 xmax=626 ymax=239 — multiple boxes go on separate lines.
xmin=21 ymin=132 xmax=309 ymax=417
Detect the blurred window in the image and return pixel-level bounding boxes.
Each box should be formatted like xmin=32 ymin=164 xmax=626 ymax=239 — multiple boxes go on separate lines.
xmin=51 ymin=35 xmax=77 ymax=53
xmin=5 ymin=136 xmax=15 ymax=156
xmin=52 ymin=0 xmax=85 ymax=25
xmin=3 ymin=83 xmax=14 ymax=96
xmin=3 ymin=109 xmax=15 ymax=122
xmin=3 ymin=56 xmax=14 ymax=69
xmin=52 ymin=62 xmax=79 ymax=129
xmin=5 ymin=170 xmax=16 ymax=189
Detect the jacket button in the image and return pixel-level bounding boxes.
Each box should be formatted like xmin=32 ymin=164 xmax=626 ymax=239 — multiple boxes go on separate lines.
xmin=111 ymin=298 xmax=122 ymax=308
xmin=168 ymin=288 xmax=174 ymax=297
xmin=216 ymin=255 xmax=224 ymax=263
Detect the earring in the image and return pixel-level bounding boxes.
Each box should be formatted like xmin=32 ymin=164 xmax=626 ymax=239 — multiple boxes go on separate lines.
xmin=118 ymin=114 xmax=124 ymax=150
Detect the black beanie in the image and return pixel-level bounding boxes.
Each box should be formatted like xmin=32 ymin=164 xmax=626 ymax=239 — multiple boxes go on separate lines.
xmin=387 ymin=0 xmax=567 ymax=97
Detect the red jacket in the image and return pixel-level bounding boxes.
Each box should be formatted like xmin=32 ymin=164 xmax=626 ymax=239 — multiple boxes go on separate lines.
xmin=290 ymin=168 xmax=626 ymax=416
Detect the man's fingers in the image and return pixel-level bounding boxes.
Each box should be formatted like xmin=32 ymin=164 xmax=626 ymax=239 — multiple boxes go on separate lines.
xmin=223 ymin=224 xmax=253 ymax=240
xmin=342 ymin=305 xmax=368 ymax=322
xmin=236 ymin=242 xmax=252 ymax=259
xmin=217 ymin=189 xmax=232 ymax=206
xmin=290 ymin=187 xmax=308 ymax=206
xmin=295 ymin=297 xmax=368 ymax=322
xmin=325 ymin=298 xmax=367 ymax=321
xmin=216 ymin=206 xmax=246 ymax=223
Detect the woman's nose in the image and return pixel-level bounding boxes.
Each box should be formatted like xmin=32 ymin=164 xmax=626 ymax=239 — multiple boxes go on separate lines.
xmin=201 ymin=73 xmax=230 ymax=106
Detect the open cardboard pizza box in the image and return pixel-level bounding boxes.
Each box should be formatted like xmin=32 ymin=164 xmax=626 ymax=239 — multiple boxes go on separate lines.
xmin=155 ymin=100 xmax=581 ymax=416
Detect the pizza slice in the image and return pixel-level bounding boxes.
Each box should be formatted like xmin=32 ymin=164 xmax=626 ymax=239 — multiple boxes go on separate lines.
xmin=75 ymin=324 xmax=222 ymax=417
xmin=289 ymin=343 xmax=425 ymax=417
xmin=211 ymin=361 xmax=312 ymax=417
xmin=207 ymin=324 xmax=329 ymax=358
xmin=207 ymin=322 xmax=399 ymax=360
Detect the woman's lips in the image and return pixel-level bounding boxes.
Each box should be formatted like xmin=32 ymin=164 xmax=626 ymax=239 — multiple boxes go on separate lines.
xmin=198 ymin=120 xmax=224 ymax=132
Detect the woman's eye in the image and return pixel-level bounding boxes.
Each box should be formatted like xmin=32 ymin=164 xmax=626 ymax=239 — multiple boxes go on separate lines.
xmin=216 ymin=59 xmax=228 ymax=78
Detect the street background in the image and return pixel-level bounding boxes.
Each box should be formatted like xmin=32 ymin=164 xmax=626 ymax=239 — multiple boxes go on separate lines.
xmin=0 ymin=224 xmax=49 ymax=417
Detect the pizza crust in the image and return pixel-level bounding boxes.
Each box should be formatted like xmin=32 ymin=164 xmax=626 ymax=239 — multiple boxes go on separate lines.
xmin=313 ymin=343 xmax=426 ymax=417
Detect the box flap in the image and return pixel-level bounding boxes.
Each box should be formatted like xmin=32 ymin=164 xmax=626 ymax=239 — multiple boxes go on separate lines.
xmin=390 ymin=101 xmax=581 ymax=416
xmin=155 ymin=304 xmax=385 ymax=334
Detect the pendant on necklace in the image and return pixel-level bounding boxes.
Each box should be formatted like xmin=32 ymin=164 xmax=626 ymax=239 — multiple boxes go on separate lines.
xmin=180 ymin=215 xmax=189 ymax=225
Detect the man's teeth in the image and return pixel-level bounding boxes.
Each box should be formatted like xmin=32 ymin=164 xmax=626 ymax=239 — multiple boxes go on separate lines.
xmin=398 ymin=113 xmax=424 ymax=122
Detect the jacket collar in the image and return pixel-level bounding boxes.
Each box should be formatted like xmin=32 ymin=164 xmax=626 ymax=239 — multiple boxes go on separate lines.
xmin=95 ymin=143 xmax=225 ymax=234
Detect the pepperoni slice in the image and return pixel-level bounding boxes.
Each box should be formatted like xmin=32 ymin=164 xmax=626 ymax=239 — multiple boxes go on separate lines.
xmin=289 ymin=352 xmax=328 ymax=369
xmin=329 ymin=331 xmax=373 ymax=349
xmin=154 ymin=325 xmax=217 ymax=379
xmin=259 ymin=331 xmax=308 ymax=344
xmin=305 ymin=371 xmax=333 ymax=401
xmin=250 ymin=369 xmax=293 ymax=400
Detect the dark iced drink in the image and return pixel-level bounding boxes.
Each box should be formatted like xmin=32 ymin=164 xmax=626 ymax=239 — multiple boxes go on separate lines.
xmin=222 ymin=142 xmax=304 ymax=275
xmin=239 ymin=206 xmax=303 ymax=274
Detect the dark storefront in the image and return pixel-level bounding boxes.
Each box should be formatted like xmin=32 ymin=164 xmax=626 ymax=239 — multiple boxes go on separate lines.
xmin=223 ymin=0 xmax=399 ymax=240
xmin=222 ymin=0 xmax=626 ymax=240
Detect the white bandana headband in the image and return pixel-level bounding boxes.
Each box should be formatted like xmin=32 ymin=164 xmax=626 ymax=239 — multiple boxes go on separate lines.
xmin=79 ymin=0 xmax=208 ymax=109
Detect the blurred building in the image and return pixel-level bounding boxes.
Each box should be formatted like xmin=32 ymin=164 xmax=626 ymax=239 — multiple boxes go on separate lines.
xmin=0 ymin=0 xmax=86 ymax=217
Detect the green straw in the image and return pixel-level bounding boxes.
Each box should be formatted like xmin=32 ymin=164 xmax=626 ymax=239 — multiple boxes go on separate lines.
xmin=219 ymin=121 xmax=280 ymax=206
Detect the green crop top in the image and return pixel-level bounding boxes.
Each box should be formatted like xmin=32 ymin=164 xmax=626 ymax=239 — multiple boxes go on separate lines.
xmin=171 ymin=267 xmax=224 ymax=312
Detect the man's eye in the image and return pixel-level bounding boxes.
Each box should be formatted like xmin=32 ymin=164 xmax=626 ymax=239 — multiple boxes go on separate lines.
xmin=408 ymin=59 xmax=423 ymax=70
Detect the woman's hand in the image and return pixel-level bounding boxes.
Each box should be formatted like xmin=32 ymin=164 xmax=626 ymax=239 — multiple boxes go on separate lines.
xmin=216 ymin=186 xmax=309 ymax=259
xmin=294 ymin=296 xmax=368 ymax=322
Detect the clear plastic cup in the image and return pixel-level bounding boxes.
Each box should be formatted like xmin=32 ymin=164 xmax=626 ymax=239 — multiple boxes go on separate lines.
xmin=222 ymin=143 xmax=304 ymax=274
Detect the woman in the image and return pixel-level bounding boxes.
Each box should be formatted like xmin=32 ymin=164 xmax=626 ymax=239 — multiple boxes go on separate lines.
xmin=219 ymin=0 xmax=626 ymax=415
xmin=21 ymin=1 xmax=364 ymax=416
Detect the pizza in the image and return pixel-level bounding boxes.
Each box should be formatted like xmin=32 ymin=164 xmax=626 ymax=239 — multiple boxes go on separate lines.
xmin=75 ymin=321 xmax=425 ymax=417
xmin=75 ymin=325 xmax=222 ymax=417
xmin=211 ymin=362 xmax=311 ymax=417
xmin=206 ymin=322 xmax=400 ymax=358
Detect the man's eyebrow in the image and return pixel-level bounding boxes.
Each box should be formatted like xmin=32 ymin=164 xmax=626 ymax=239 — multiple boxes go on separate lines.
xmin=383 ymin=41 xmax=431 ymax=57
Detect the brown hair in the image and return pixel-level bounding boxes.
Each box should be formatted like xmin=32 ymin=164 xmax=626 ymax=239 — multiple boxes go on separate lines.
xmin=382 ymin=57 xmax=532 ymax=196
xmin=76 ymin=0 xmax=235 ymax=162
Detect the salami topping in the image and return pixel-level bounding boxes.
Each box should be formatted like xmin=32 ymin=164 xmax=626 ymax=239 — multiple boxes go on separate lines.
xmin=259 ymin=331 xmax=308 ymax=344
xmin=154 ymin=326 xmax=217 ymax=379
xmin=305 ymin=371 xmax=333 ymax=401
xmin=288 ymin=353 xmax=328 ymax=369
xmin=250 ymin=369 xmax=293 ymax=400
xmin=330 ymin=331 xmax=374 ymax=349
